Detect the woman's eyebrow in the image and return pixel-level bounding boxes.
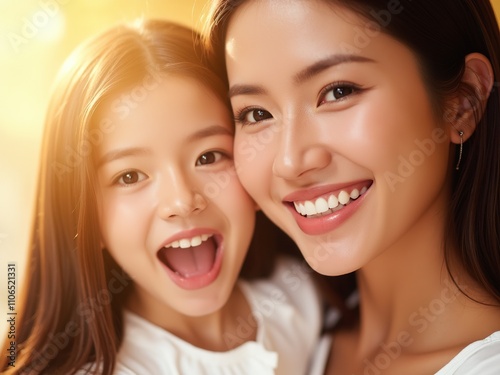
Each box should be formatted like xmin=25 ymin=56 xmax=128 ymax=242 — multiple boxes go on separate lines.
xmin=228 ymin=83 xmax=267 ymax=99
xmin=228 ymin=54 xmax=375 ymax=99
xmin=293 ymin=54 xmax=375 ymax=85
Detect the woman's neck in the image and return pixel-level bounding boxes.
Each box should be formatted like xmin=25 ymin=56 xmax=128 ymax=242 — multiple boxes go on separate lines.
xmin=353 ymin=196 xmax=498 ymax=359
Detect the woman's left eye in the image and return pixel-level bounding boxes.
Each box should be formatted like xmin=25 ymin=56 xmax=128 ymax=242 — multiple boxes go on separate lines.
xmin=196 ymin=151 xmax=225 ymax=166
xmin=318 ymin=82 xmax=361 ymax=105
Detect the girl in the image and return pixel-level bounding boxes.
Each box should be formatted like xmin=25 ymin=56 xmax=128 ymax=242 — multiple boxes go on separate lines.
xmin=0 ymin=19 xmax=322 ymax=375
xmin=205 ymin=0 xmax=500 ymax=373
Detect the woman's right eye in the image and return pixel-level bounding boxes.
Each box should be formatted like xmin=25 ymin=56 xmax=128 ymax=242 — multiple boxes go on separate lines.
xmin=234 ymin=107 xmax=273 ymax=126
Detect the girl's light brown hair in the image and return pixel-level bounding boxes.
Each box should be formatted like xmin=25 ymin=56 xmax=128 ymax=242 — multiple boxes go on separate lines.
xmin=0 ymin=19 xmax=280 ymax=375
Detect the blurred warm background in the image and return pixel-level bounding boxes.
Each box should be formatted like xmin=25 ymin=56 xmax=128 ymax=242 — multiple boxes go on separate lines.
xmin=0 ymin=0 xmax=499 ymax=336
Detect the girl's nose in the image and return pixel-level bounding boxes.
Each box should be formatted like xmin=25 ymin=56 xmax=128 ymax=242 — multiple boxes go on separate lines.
xmin=157 ymin=173 xmax=208 ymax=219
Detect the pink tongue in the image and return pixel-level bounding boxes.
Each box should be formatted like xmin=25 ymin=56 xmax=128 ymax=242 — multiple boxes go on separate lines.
xmin=163 ymin=238 xmax=216 ymax=277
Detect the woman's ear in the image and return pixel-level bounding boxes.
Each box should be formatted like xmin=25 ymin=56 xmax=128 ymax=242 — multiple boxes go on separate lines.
xmin=448 ymin=53 xmax=494 ymax=145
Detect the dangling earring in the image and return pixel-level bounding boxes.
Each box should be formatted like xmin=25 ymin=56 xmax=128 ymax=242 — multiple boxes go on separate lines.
xmin=455 ymin=131 xmax=464 ymax=170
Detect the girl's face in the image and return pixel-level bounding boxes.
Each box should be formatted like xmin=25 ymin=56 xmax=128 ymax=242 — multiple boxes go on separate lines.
xmin=95 ymin=75 xmax=256 ymax=320
xmin=225 ymin=0 xmax=452 ymax=275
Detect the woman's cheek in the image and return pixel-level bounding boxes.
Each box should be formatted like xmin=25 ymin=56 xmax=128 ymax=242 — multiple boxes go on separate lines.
xmin=234 ymin=131 xmax=274 ymax=192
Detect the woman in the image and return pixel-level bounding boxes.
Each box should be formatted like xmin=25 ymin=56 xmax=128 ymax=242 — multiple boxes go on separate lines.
xmin=204 ymin=0 xmax=500 ymax=373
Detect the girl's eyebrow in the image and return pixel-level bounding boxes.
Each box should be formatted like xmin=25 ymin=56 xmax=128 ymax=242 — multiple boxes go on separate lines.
xmin=187 ymin=124 xmax=234 ymax=141
xmin=97 ymin=147 xmax=151 ymax=168
xmin=97 ymin=125 xmax=233 ymax=168
xmin=228 ymin=54 xmax=375 ymax=99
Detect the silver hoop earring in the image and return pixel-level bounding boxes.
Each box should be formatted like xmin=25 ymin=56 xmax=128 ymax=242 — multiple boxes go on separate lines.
xmin=455 ymin=131 xmax=464 ymax=171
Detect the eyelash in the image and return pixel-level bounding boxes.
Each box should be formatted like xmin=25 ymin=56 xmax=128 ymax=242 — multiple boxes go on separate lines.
xmin=112 ymin=170 xmax=147 ymax=187
xmin=233 ymin=106 xmax=272 ymax=127
xmin=233 ymin=81 xmax=363 ymax=127
xmin=109 ymin=151 xmax=231 ymax=187
xmin=195 ymin=150 xmax=231 ymax=166
xmin=317 ymin=81 xmax=362 ymax=106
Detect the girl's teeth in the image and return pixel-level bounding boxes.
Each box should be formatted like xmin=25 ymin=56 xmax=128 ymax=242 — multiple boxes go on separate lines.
xmin=191 ymin=236 xmax=202 ymax=247
xmin=293 ymin=185 xmax=369 ymax=217
xmin=179 ymin=239 xmax=191 ymax=248
xmin=166 ymin=234 xmax=212 ymax=249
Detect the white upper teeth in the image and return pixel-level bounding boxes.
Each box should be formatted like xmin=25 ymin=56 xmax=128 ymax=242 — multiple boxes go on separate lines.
xmin=338 ymin=190 xmax=350 ymax=205
xmin=165 ymin=234 xmax=212 ymax=249
xmin=293 ymin=186 xmax=368 ymax=217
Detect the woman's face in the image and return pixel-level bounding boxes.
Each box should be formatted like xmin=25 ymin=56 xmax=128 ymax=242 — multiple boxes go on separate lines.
xmin=225 ymin=0 xmax=452 ymax=275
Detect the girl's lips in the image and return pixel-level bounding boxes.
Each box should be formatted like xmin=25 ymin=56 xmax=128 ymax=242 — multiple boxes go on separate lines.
xmin=157 ymin=229 xmax=224 ymax=290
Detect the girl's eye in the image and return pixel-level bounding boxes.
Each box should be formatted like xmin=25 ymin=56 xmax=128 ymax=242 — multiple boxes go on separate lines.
xmin=196 ymin=151 xmax=224 ymax=166
xmin=115 ymin=170 xmax=146 ymax=186
xmin=318 ymin=82 xmax=360 ymax=106
xmin=235 ymin=107 xmax=273 ymax=126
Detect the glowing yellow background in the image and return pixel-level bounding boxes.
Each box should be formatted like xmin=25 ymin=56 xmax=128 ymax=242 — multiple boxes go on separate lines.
xmin=0 ymin=0 xmax=499 ymax=336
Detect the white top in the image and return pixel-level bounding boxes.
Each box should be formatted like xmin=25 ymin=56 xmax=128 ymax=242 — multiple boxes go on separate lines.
xmin=309 ymin=322 xmax=500 ymax=374
xmin=436 ymin=331 xmax=500 ymax=375
xmin=80 ymin=256 xmax=322 ymax=375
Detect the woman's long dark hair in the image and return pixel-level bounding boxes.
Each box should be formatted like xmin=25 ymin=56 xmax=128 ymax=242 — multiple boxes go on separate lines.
xmin=204 ymin=0 xmax=500 ymax=305
xmin=0 ymin=19 xmax=288 ymax=375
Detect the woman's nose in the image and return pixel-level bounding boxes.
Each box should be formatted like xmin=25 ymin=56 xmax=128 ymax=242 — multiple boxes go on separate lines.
xmin=272 ymin=115 xmax=332 ymax=182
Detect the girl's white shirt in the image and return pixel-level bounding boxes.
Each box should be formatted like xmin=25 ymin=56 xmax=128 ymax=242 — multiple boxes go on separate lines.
xmin=309 ymin=324 xmax=500 ymax=374
xmin=80 ymin=256 xmax=322 ymax=375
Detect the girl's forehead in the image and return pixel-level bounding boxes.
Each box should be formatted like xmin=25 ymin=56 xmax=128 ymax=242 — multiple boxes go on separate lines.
xmin=95 ymin=76 xmax=232 ymax=155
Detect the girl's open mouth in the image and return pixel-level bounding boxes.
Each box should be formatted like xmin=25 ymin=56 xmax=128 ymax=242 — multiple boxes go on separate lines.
xmin=157 ymin=233 xmax=223 ymax=290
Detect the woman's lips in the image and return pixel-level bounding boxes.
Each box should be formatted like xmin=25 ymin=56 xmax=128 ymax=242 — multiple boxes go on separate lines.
xmin=283 ymin=180 xmax=373 ymax=235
